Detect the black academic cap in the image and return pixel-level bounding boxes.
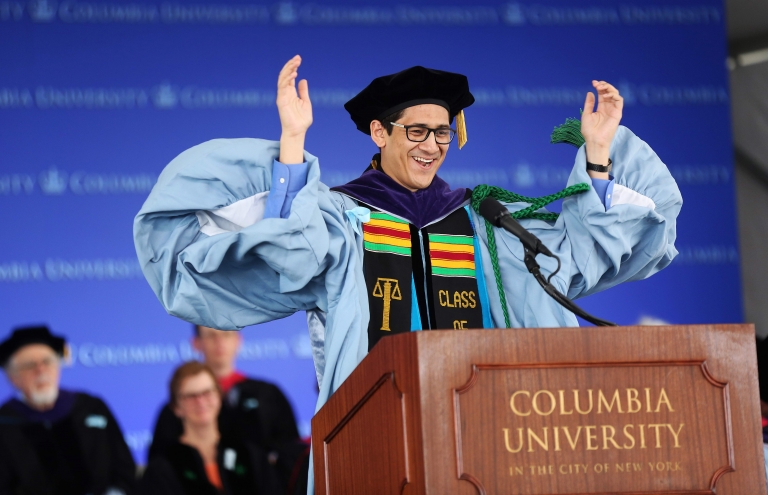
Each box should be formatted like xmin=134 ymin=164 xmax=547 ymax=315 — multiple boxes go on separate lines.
xmin=344 ymin=66 xmax=475 ymax=148
xmin=0 ymin=325 xmax=66 ymax=367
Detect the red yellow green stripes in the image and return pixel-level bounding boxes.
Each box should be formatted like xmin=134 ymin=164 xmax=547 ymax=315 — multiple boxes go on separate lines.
xmin=362 ymin=214 xmax=478 ymax=277
xmin=363 ymin=212 xmax=411 ymax=256
xmin=429 ymin=233 xmax=476 ymax=277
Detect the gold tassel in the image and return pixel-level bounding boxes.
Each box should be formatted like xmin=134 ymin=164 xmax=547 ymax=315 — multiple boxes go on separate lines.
xmin=456 ymin=109 xmax=467 ymax=149
xmin=63 ymin=344 xmax=72 ymax=365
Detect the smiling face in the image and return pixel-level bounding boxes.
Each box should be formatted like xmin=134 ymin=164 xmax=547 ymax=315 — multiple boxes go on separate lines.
xmin=371 ymin=104 xmax=451 ymax=192
xmin=173 ymin=371 xmax=221 ymax=429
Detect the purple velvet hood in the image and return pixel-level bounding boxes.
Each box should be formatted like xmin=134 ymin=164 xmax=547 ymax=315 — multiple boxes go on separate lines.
xmin=331 ymin=158 xmax=470 ymax=229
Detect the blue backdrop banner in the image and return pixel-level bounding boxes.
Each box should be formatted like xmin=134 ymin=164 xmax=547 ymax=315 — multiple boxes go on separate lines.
xmin=0 ymin=0 xmax=738 ymax=463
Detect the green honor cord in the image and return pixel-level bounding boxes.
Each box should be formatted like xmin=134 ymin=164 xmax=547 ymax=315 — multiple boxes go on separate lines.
xmin=470 ymin=183 xmax=590 ymax=329
xmin=470 ymin=114 xmax=591 ymax=328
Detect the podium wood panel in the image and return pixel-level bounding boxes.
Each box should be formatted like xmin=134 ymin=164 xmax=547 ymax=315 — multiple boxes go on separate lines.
xmin=312 ymin=324 xmax=766 ymax=494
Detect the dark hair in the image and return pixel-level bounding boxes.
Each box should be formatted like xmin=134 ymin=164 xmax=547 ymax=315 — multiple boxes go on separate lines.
xmin=377 ymin=109 xmax=405 ymax=136
xmin=169 ymin=361 xmax=221 ymax=407
xmin=192 ymin=324 xmax=200 ymax=337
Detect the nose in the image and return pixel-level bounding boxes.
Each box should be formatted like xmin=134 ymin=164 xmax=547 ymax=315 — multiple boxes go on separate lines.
xmin=419 ymin=131 xmax=440 ymax=154
xmin=33 ymin=362 xmax=50 ymax=373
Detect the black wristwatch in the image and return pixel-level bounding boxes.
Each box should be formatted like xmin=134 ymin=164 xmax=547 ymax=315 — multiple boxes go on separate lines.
xmin=586 ymin=158 xmax=612 ymax=173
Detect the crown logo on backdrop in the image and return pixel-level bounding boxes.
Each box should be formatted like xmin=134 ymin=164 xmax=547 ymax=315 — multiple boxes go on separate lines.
xmin=502 ymin=3 xmax=526 ymax=25
xmin=513 ymin=163 xmax=535 ymax=188
xmin=273 ymin=2 xmax=299 ymax=25
xmin=152 ymin=83 xmax=179 ymax=109
xmin=28 ymin=0 xmax=57 ymax=22
xmin=617 ymin=82 xmax=636 ymax=105
xmin=39 ymin=166 xmax=68 ymax=195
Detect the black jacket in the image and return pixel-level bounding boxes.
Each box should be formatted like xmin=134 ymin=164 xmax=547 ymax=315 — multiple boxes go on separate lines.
xmin=149 ymin=378 xmax=300 ymax=458
xmin=140 ymin=437 xmax=276 ymax=495
xmin=0 ymin=392 xmax=137 ymax=495
xmin=149 ymin=378 xmax=305 ymax=490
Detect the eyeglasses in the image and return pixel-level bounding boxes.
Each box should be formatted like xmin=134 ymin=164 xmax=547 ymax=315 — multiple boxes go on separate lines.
xmin=12 ymin=356 xmax=58 ymax=374
xmin=390 ymin=122 xmax=456 ymax=144
xmin=177 ymin=387 xmax=218 ymax=403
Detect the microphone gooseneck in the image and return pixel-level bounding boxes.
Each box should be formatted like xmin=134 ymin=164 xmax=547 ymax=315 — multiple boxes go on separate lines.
xmin=479 ymin=198 xmax=553 ymax=257
xmin=478 ymin=197 xmax=617 ymax=327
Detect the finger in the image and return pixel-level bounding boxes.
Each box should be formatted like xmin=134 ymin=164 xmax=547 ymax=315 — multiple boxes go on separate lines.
xmin=278 ymin=58 xmax=298 ymax=82
xmin=278 ymin=56 xmax=301 ymax=88
xmin=597 ymin=81 xmax=618 ymax=94
xmin=278 ymin=74 xmax=300 ymax=102
xmin=297 ymin=79 xmax=311 ymax=103
xmin=598 ymin=91 xmax=624 ymax=113
xmin=601 ymin=93 xmax=623 ymax=107
xmin=278 ymin=69 xmax=294 ymax=90
xmin=593 ymin=81 xmax=615 ymax=100
xmin=582 ymin=92 xmax=595 ymax=117
xmin=597 ymin=87 xmax=621 ymax=103
xmin=282 ymin=54 xmax=301 ymax=71
xmin=278 ymin=68 xmax=299 ymax=90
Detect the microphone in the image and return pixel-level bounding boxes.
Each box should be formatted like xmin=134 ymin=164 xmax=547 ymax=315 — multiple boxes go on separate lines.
xmin=477 ymin=196 xmax=616 ymax=326
xmin=478 ymin=197 xmax=553 ymax=257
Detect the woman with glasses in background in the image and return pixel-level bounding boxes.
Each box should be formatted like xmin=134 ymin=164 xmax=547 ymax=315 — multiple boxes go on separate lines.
xmin=140 ymin=361 xmax=276 ymax=495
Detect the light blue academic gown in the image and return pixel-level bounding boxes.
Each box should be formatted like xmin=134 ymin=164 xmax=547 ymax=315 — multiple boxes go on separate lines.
xmin=134 ymin=125 xmax=681 ymax=491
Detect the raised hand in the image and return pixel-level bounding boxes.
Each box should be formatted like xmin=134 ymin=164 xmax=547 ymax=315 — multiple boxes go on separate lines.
xmin=276 ymin=55 xmax=312 ymax=164
xmin=581 ymin=81 xmax=623 ymax=174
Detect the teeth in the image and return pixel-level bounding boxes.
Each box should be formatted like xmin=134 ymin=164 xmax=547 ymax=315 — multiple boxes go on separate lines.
xmin=413 ymin=157 xmax=434 ymax=164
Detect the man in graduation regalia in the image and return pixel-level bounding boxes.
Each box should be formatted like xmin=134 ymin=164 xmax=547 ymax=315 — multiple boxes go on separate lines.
xmin=0 ymin=326 xmax=137 ymax=495
xmin=134 ymin=55 xmax=681 ymax=426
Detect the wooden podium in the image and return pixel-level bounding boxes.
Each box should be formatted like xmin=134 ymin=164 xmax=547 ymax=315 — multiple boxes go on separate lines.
xmin=311 ymin=324 xmax=767 ymax=494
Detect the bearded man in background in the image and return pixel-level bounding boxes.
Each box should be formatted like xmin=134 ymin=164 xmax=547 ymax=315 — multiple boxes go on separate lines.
xmin=0 ymin=325 xmax=137 ymax=495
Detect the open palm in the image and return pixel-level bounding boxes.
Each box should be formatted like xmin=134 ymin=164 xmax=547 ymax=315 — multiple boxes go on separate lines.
xmin=277 ymin=55 xmax=313 ymax=138
xmin=581 ymin=80 xmax=623 ymax=149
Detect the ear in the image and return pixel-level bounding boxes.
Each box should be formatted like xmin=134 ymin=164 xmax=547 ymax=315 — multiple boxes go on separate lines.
xmin=6 ymin=370 xmax=20 ymax=389
xmin=370 ymin=120 xmax=387 ymax=148
xmin=172 ymin=403 xmax=183 ymax=419
xmin=191 ymin=337 xmax=202 ymax=352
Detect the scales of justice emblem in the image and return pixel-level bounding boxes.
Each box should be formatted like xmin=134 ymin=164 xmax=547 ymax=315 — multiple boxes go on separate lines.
xmin=372 ymin=278 xmax=402 ymax=331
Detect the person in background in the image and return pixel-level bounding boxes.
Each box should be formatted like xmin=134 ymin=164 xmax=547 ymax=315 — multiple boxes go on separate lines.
xmin=0 ymin=325 xmax=137 ymax=495
xmin=149 ymin=325 xmax=305 ymax=492
xmin=755 ymin=336 xmax=768 ymax=483
xmin=141 ymin=361 xmax=276 ymax=495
